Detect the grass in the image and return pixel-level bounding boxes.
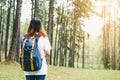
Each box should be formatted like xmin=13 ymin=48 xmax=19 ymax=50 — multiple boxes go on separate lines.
xmin=0 ymin=62 xmax=120 ymax=80
xmin=0 ymin=62 xmax=25 ymax=80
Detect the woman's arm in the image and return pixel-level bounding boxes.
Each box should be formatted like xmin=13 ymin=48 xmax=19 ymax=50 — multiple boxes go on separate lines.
xmin=45 ymin=50 xmax=50 ymax=59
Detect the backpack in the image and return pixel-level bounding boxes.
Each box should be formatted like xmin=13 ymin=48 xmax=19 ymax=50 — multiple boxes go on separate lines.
xmin=19 ymin=37 xmax=42 ymax=71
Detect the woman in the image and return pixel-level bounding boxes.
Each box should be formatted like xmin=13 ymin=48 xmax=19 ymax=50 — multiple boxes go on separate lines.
xmin=23 ymin=18 xmax=51 ymax=80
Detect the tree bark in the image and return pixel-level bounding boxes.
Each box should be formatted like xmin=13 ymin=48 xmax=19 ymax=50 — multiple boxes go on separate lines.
xmin=118 ymin=26 xmax=120 ymax=70
xmin=48 ymin=0 xmax=54 ymax=65
xmin=112 ymin=27 xmax=116 ymax=70
xmin=0 ymin=4 xmax=2 ymax=62
xmin=53 ymin=22 xmax=59 ymax=66
xmin=34 ymin=0 xmax=39 ymax=18
xmin=5 ymin=0 xmax=12 ymax=59
xmin=82 ymin=31 xmax=85 ymax=68
xmin=102 ymin=6 xmax=110 ymax=69
xmin=7 ymin=0 xmax=22 ymax=62
xmin=0 ymin=6 xmax=5 ymax=62
xmin=31 ymin=0 xmax=34 ymax=18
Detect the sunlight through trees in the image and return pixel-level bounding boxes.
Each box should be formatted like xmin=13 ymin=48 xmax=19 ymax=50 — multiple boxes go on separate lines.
xmin=0 ymin=0 xmax=120 ymax=70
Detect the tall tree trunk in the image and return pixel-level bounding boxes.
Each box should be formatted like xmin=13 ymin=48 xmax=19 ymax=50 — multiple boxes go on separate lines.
xmin=5 ymin=0 xmax=12 ymax=59
xmin=103 ymin=25 xmax=110 ymax=69
xmin=34 ymin=0 xmax=39 ymax=18
xmin=0 ymin=4 xmax=2 ymax=62
xmin=1 ymin=20 xmax=4 ymax=62
xmin=68 ymin=15 xmax=76 ymax=67
xmin=48 ymin=0 xmax=54 ymax=65
xmin=64 ymin=17 xmax=68 ymax=67
xmin=13 ymin=0 xmax=16 ymax=21
xmin=118 ymin=26 xmax=120 ymax=70
xmin=0 ymin=6 xmax=5 ymax=62
xmin=7 ymin=0 xmax=22 ymax=62
xmin=68 ymin=0 xmax=79 ymax=68
xmin=31 ymin=0 xmax=34 ymax=18
xmin=111 ymin=6 xmax=117 ymax=70
xmin=68 ymin=11 xmax=72 ymax=68
xmin=59 ymin=41 xmax=64 ymax=66
xmin=82 ymin=31 xmax=85 ymax=68
xmin=15 ymin=38 xmax=20 ymax=62
xmin=70 ymin=23 xmax=76 ymax=68
xmin=13 ymin=0 xmax=19 ymax=62
xmin=59 ymin=7 xmax=66 ymax=67
xmin=102 ymin=6 xmax=110 ymax=69
xmin=53 ymin=22 xmax=59 ymax=66
xmin=117 ymin=1 xmax=120 ymax=70
xmin=112 ymin=27 xmax=116 ymax=70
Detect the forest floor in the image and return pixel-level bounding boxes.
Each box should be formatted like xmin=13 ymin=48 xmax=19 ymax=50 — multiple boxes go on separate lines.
xmin=0 ymin=62 xmax=120 ymax=80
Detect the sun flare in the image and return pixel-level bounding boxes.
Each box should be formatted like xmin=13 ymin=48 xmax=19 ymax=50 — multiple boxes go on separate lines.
xmin=83 ymin=0 xmax=120 ymax=37
xmin=83 ymin=16 xmax=104 ymax=36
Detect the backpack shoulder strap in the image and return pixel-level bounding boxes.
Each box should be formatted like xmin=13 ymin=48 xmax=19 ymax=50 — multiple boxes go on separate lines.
xmin=21 ymin=38 xmax=36 ymax=71
xmin=21 ymin=38 xmax=27 ymax=71
xmin=30 ymin=38 xmax=35 ymax=71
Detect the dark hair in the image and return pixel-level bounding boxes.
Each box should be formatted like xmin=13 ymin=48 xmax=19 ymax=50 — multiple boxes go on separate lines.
xmin=27 ymin=18 xmax=41 ymax=33
xmin=26 ymin=18 xmax=47 ymax=38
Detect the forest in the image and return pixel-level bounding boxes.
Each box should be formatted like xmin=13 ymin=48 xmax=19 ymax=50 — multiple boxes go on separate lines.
xmin=0 ymin=0 xmax=120 ymax=71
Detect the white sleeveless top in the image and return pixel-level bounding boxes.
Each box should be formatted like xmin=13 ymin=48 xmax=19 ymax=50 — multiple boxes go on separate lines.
xmin=24 ymin=36 xmax=51 ymax=75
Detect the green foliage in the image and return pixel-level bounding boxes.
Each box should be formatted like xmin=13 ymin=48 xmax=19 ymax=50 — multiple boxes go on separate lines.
xmin=73 ymin=0 xmax=93 ymax=18
xmin=53 ymin=0 xmax=95 ymax=67
xmin=39 ymin=1 xmax=48 ymax=29
xmin=0 ymin=0 xmax=7 ymax=6
xmin=20 ymin=21 xmax=30 ymax=37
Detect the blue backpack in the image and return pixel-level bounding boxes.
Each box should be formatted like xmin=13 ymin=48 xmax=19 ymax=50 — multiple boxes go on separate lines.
xmin=20 ymin=37 xmax=42 ymax=71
